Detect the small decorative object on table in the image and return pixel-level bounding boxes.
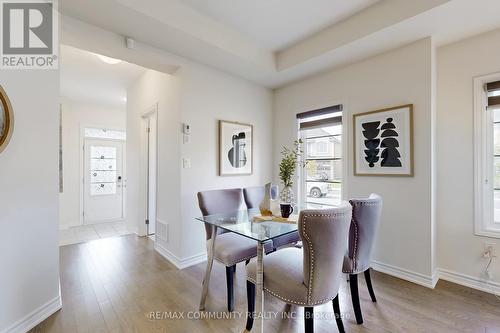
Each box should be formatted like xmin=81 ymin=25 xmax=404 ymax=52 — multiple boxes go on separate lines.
xmin=280 ymin=204 xmax=294 ymax=218
xmin=259 ymin=182 xmax=279 ymax=216
xmin=278 ymin=140 xmax=307 ymax=213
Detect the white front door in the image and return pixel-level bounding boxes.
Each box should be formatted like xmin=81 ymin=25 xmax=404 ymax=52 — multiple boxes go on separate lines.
xmin=83 ymin=139 xmax=124 ymax=223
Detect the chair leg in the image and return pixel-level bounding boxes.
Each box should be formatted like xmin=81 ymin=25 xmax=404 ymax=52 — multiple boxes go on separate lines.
xmin=349 ymin=274 xmax=363 ymax=324
xmin=246 ymin=280 xmax=256 ymax=331
xmin=364 ymin=268 xmax=377 ymax=302
xmin=332 ymin=295 xmax=345 ymax=333
xmin=304 ymin=307 xmax=314 ymax=333
xmin=226 ymin=266 xmax=235 ymax=312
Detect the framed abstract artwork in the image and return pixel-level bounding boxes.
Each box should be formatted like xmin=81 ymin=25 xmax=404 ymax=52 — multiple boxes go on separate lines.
xmin=219 ymin=120 xmax=253 ymax=176
xmin=353 ymin=104 xmax=413 ymax=176
xmin=0 ymin=86 xmax=14 ymax=154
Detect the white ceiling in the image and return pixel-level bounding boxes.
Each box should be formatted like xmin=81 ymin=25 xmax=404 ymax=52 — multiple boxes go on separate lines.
xmin=181 ymin=0 xmax=379 ymax=51
xmin=60 ymin=45 xmax=146 ymax=108
xmin=60 ymin=0 xmax=500 ymax=88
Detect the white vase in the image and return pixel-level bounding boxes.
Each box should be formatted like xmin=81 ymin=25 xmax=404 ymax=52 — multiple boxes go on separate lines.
xmin=259 ymin=183 xmax=273 ymax=216
xmin=280 ymin=185 xmax=294 ymax=204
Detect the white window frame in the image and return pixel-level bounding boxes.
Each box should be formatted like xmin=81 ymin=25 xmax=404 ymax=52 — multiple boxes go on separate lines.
xmin=297 ymin=104 xmax=347 ymax=210
xmin=474 ymin=72 xmax=500 ymax=238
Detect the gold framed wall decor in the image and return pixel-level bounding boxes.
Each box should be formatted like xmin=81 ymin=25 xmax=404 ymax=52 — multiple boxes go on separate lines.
xmin=219 ymin=120 xmax=253 ymax=176
xmin=353 ymin=104 xmax=414 ymax=176
xmin=0 ymin=86 xmax=14 ymax=154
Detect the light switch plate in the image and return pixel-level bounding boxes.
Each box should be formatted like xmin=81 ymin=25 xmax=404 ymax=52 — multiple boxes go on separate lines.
xmin=183 ymin=158 xmax=191 ymax=169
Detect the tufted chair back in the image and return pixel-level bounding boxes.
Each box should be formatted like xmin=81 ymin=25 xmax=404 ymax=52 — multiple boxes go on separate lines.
xmin=197 ymin=188 xmax=243 ymax=240
xmin=298 ymin=202 xmax=352 ymax=304
xmin=344 ymin=193 xmax=383 ymax=273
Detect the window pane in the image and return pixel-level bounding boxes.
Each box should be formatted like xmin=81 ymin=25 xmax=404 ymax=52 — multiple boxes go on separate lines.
xmin=90 ymin=170 xmax=117 ymax=183
xmin=90 ymin=183 xmax=116 ymax=196
xmin=90 ymin=158 xmax=116 ymax=171
xmin=493 ymin=108 xmax=500 ymax=123
xmin=301 ymin=117 xmax=342 ymax=209
xmin=495 ymin=123 xmax=500 ymax=155
xmin=306 ymin=160 xmax=342 ymax=182
xmin=305 ymin=181 xmax=341 ymax=207
xmin=305 ymin=136 xmax=342 ymax=159
xmin=495 ymin=190 xmax=500 ymax=223
xmin=495 ymin=157 xmax=500 ymax=189
xmin=85 ymin=128 xmax=126 ymax=140
xmin=91 ymin=146 xmax=116 ymax=159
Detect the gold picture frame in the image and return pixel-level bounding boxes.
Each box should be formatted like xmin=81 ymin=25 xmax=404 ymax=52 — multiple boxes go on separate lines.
xmin=353 ymin=104 xmax=414 ymax=177
xmin=219 ymin=120 xmax=253 ymax=176
xmin=0 ymin=86 xmax=14 ymax=154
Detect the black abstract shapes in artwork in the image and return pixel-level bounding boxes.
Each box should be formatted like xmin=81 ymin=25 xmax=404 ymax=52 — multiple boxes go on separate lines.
xmin=380 ymin=118 xmax=402 ymax=167
xmin=362 ymin=121 xmax=381 ymax=168
xmin=228 ymin=132 xmax=247 ymax=168
xmin=364 ymin=148 xmax=380 ymax=167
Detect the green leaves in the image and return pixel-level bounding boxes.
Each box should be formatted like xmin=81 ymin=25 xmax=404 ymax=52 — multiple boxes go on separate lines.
xmin=279 ymin=139 xmax=307 ymax=187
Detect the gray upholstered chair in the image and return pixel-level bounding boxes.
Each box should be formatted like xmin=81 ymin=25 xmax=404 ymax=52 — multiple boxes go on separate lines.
xmin=243 ymin=186 xmax=301 ymax=250
xmin=245 ymin=203 xmax=352 ymax=333
xmin=342 ymin=193 xmax=383 ymax=325
xmin=197 ymin=188 xmax=272 ymax=312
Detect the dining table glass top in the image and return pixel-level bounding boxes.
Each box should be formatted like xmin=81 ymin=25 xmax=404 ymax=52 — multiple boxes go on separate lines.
xmin=195 ymin=208 xmax=299 ymax=242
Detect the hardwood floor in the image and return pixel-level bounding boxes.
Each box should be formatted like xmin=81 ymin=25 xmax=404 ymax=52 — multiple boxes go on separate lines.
xmin=30 ymin=235 xmax=500 ymax=333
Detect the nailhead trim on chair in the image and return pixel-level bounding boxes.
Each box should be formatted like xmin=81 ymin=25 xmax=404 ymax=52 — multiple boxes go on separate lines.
xmin=302 ymin=212 xmax=349 ymax=305
xmin=213 ymin=241 xmax=273 ymax=267
xmin=343 ymin=200 xmax=379 ymax=274
xmin=215 ymin=253 xmax=256 ymax=267
xmin=247 ymin=276 xmax=338 ymax=306
xmin=246 ymin=209 xmax=350 ymax=307
xmin=215 ymin=245 xmax=273 ymax=267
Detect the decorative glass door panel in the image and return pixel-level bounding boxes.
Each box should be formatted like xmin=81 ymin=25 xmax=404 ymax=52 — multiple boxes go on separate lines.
xmin=89 ymin=146 xmax=117 ymax=196
xmin=83 ymin=139 xmax=124 ymax=223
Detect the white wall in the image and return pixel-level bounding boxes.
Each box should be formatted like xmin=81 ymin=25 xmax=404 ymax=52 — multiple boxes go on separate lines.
xmin=126 ymin=70 xmax=181 ymax=250
xmin=437 ymin=28 xmax=500 ymax=286
xmin=65 ymin=11 xmax=276 ymax=264
xmin=59 ymin=98 xmax=126 ymax=228
xmin=0 ymin=72 xmax=61 ymax=331
xmin=274 ymin=38 xmax=437 ymax=284
xmin=179 ymin=64 xmax=273 ymax=260
xmin=126 ymin=65 xmax=273 ymax=265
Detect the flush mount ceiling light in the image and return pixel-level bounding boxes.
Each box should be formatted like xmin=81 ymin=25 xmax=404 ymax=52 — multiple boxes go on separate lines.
xmin=95 ymin=54 xmax=122 ymax=65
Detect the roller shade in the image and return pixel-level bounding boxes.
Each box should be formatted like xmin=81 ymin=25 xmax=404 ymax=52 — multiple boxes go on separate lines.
xmin=486 ymin=81 xmax=500 ymax=108
xmin=297 ymin=105 xmax=343 ymax=130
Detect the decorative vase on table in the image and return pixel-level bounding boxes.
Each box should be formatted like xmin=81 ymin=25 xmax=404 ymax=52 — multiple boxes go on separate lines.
xmin=259 ymin=182 xmax=277 ymax=216
xmin=280 ymin=185 xmax=294 ymax=205
xmin=270 ymin=184 xmax=280 ymax=216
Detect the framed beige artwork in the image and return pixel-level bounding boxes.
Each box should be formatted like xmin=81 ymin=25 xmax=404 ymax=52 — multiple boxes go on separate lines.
xmin=219 ymin=120 xmax=253 ymax=176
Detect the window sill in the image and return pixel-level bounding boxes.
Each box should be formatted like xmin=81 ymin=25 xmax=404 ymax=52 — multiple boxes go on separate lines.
xmin=475 ymin=228 xmax=500 ymax=239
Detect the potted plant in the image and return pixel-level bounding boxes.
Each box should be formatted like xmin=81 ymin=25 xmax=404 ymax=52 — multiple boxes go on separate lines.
xmin=279 ymin=139 xmax=307 ymax=204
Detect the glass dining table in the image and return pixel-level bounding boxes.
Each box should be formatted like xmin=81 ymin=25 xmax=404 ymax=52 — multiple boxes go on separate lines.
xmin=196 ymin=208 xmax=299 ymax=333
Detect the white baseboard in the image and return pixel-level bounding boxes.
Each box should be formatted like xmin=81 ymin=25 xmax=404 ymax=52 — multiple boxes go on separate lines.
xmin=371 ymin=260 xmax=435 ymax=288
xmin=371 ymin=261 xmax=500 ymax=295
xmin=438 ymin=268 xmax=500 ymax=295
xmin=59 ymin=221 xmax=80 ymax=230
xmin=155 ymin=243 xmax=207 ymax=270
xmin=1 ymin=294 xmax=62 ymax=333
